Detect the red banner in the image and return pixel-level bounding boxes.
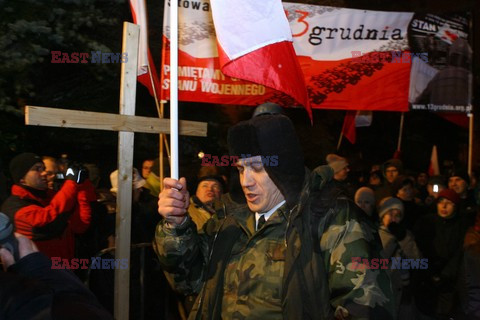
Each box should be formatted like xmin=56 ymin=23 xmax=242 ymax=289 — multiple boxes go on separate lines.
xmin=161 ymin=1 xmax=414 ymax=111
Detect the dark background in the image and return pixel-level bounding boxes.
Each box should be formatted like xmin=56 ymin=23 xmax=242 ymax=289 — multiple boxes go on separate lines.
xmin=0 ymin=0 xmax=479 ymax=189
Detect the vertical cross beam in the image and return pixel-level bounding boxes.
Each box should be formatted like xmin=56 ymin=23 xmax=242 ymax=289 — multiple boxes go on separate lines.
xmin=114 ymin=22 xmax=139 ymax=320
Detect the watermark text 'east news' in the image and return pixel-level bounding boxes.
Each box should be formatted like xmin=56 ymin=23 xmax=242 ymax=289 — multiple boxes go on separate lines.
xmin=51 ymin=51 xmax=128 ymax=64
xmin=351 ymin=257 xmax=428 ymax=270
xmin=51 ymin=257 xmax=128 ymax=270
xmin=201 ymin=154 xmax=279 ymax=167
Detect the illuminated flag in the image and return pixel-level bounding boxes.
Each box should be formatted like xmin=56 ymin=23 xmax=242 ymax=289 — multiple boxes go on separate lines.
xmin=210 ymin=0 xmax=311 ymax=119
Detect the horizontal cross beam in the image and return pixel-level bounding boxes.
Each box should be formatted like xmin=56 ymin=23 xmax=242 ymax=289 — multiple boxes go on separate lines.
xmin=25 ymin=106 xmax=207 ymax=137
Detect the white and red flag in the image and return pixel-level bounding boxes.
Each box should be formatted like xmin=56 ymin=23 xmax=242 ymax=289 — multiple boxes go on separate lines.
xmin=340 ymin=110 xmax=373 ymax=144
xmin=341 ymin=111 xmax=357 ymax=144
xmin=428 ymin=145 xmax=440 ymax=176
xmin=129 ymin=0 xmax=162 ymax=99
xmin=209 ymin=0 xmax=311 ymax=119
xmin=161 ymin=2 xmax=414 ymax=112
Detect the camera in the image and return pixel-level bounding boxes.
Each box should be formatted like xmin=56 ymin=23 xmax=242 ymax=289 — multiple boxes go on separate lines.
xmin=65 ymin=166 xmax=88 ymax=184
xmin=54 ymin=162 xmax=88 ymax=189
xmin=433 ymin=184 xmax=439 ymax=193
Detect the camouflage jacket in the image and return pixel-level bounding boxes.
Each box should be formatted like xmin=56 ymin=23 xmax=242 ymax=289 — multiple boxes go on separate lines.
xmin=154 ymin=166 xmax=395 ymax=319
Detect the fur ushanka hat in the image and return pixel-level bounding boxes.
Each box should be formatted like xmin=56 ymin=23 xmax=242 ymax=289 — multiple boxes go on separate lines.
xmin=227 ymin=114 xmax=305 ymax=209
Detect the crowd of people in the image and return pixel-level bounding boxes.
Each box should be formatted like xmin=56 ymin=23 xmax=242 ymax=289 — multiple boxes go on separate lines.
xmin=0 ymin=105 xmax=479 ymax=320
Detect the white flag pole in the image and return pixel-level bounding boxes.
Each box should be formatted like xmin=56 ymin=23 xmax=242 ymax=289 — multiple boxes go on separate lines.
xmin=336 ymin=131 xmax=343 ymax=151
xmin=170 ymin=0 xmax=179 ymax=179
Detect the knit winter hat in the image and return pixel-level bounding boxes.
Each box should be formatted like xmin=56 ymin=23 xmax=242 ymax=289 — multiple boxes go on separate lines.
xmin=382 ymin=159 xmax=403 ymax=176
xmin=354 ymin=187 xmax=375 ymax=204
xmin=326 ymin=154 xmax=348 ymax=173
xmin=9 ymin=152 xmax=43 ymax=183
xmin=449 ymin=168 xmax=470 ymax=185
xmin=228 ymin=114 xmax=305 ymax=209
xmin=437 ymin=188 xmax=461 ymax=205
xmin=378 ymin=197 xmax=404 ymax=219
xmin=197 ymin=166 xmax=226 ymax=192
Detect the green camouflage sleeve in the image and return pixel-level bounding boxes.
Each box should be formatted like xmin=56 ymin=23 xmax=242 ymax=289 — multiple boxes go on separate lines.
xmin=320 ymin=200 xmax=396 ymax=320
xmin=153 ymin=217 xmax=209 ymax=295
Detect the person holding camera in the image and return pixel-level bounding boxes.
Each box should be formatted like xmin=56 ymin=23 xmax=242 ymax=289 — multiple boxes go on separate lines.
xmin=0 ymin=152 xmax=95 ymax=260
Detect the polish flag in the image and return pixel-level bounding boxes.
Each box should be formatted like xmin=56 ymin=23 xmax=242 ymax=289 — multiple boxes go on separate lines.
xmin=210 ymin=0 xmax=312 ymax=120
xmin=340 ymin=110 xmax=373 ymax=144
xmin=341 ymin=111 xmax=357 ymax=144
xmin=428 ymin=145 xmax=440 ymax=176
xmin=129 ymin=0 xmax=162 ymax=99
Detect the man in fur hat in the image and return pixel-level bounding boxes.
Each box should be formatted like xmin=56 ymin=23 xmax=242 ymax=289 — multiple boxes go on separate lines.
xmin=188 ymin=166 xmax=226 ymax=233
xmin=154 ymin=114 xmax=394 ymax=319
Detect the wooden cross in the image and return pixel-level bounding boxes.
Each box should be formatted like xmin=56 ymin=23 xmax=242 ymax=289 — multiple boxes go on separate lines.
xmin=24 ymin=22 xmax=207 ymax=320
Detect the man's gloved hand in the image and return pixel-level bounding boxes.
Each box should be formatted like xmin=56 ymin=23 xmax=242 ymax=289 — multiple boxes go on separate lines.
xmin=387 ymin=222 xmax=407 ymax=241
xmin=65 ymin=164 xmax=88 ymax=184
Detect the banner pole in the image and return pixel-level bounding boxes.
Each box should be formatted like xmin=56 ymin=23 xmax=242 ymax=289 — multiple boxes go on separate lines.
xmin=147 ymin=66 xmax=166 ymax=190
xmin=336 ymin=131 xmax=343 ymax=151
xmin=397 ymin=112 xmax=405 ymax=152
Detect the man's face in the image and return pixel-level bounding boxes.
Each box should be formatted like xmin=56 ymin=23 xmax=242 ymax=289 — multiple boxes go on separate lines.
xmin=142 ymin=160 xmax=154 ymax=179
xmin=22 ymin=162 xmax=47 ymax=190
xmin=356 ymin=199 xmax=374 ymax=216
xmin=385 ymin=166 xmax=399 ymax=183
xmin=237 ymin=156 xmax=285 ymax=213
xmin=437 ymin=198 xmax=456 ymax=219
xmin=369 ymin=173 xmax=381 ymax=186
xmin=43 ymin=158 xmax=58 ymax=190
xmin=334 ymin=166 xmax=349 ymax=182
xmin=417 ymin=173 xmax=428 ymax=186
xmin=448 ymin=176 xmax=468 ymax=197
xmin=382 ymin=209 xmax=403 ymax=227
xmin=196 ymin=179 xmax=222 ymax=205
xmin=397 ymin=184 xmax=414 ymax=201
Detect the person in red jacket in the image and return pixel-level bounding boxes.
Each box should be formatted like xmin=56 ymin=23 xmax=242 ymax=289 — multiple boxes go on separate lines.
xmin=1 ymin=152 xmax=95 ymax=260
